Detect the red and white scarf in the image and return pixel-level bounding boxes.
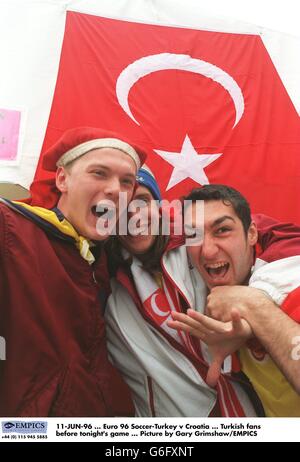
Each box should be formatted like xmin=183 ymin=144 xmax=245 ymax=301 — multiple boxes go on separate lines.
xmin=129 ymin=256 xmax=256 ymax=417
xmin=130 ymin=257 xmax=198 ymax=357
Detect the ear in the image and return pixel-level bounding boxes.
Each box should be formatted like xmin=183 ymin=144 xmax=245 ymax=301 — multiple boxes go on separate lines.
xmin=55 ymin=167 xmax=68 ymax=193
xmin=247 ymin=221 xmax=258 ymax=246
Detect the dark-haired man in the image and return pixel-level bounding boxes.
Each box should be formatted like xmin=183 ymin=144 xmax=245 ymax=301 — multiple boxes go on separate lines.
xmin=169 ymin=185 xmax=300 ymax=416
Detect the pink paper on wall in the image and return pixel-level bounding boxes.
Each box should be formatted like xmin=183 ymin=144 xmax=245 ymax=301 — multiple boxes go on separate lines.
xmin=0 ymin=108 xmax=21 ymax=161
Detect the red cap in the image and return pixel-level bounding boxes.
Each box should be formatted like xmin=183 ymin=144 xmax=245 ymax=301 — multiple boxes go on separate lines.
xmin=43 ymin=126 xmax=147 ymax=171
xmin=25 ymin=127 xmax=148 ymax=208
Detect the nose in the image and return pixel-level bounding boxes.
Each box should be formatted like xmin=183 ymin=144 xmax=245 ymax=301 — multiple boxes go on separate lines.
xmin=103 ymin=176 xmax=121 ymax=199
xmin=128 ymin=203 xmax=150 ymax=222
xmin=201 ymin=234 xmax=219 ymax=259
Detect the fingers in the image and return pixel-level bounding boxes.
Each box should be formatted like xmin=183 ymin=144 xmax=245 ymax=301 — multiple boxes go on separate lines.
xmin=167 ymin=319 xmax=204 ymax=340
xmin=206 ymin=287 xmax=235 ymax=322
xmin=167 ymin=310 xmax=233 ymax=344
xmin=187 ymin=309 xmax=231 ymax=334
xmin=169 ymin=311 xmax=207 ymax=332
xmin=167 ymin=312 xmax=209 ymax=339
xmin=230 ymin=308 xmax=253 ymax=337
xmin=230 ymin=308 xmax=242 ymax=331
xmin=206 ymin=358 xmax=222 ymax=388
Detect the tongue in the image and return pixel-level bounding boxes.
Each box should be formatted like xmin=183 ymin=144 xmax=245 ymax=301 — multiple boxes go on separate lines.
xmin=208 ymin=265 xmax=228 ymax=279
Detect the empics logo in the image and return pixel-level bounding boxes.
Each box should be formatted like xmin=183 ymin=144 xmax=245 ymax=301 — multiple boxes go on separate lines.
xmin=3 ymin=422 xmax=15 ymax=429
xmin=2 ymin=421 xmax=48 ymax=434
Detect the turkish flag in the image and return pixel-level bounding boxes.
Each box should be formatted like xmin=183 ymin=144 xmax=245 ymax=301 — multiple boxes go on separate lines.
xmin=35 ymin=11 xmax=300 ymax=223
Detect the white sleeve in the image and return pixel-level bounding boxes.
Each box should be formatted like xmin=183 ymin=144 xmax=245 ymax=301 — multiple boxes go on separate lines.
xmin=249 ymin=256 xmax=300 ymax=305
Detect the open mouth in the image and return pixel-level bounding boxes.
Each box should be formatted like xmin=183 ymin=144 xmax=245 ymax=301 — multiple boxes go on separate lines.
xmin=128 ymin=218 xmax=149 ymax=236
xmin=204 ymin=262 xmax=229 ymax=279
xmin=91 ymin=205 xmax=115 ymax=219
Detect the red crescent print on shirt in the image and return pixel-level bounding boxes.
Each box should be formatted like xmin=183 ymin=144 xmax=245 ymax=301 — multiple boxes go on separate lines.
xmin=35 ymin=11 xmax=300 ymax=223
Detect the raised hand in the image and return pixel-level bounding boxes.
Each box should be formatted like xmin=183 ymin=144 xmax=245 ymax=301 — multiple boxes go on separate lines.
xmin=167 ymin=308 xmax=252 ymax=387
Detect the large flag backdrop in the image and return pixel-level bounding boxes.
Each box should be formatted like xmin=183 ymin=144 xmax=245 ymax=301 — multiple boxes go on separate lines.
xmin=34 ymin=11 xmax=300 ymax=223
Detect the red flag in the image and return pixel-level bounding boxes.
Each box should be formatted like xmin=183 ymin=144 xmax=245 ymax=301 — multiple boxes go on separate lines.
xmin=35 ymin=11 xmax=300 ymax=223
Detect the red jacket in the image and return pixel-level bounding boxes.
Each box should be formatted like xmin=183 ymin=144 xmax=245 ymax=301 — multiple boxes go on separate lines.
xmin=0 ymin=202 xmax=133 ymax=417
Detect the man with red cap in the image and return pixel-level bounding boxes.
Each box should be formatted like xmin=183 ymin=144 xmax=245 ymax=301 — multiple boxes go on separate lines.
xmin=0 ymin=126 xmax=147 ymax=417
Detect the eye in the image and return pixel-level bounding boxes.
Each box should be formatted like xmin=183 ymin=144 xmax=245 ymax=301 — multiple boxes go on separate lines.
xmin=141 ymin=197 xmax=151 ymax=205
xmin=215 ymin=226 xmax=231 ymax=235
xmin=93 ymin=170 xmax=106 ymax=177
xmin=133 ymin=196 xmax=151 ymax=205
xmin=139 ymin=200 xmax=149 ymax=208
xmin=121 ymin=178 xmax=134 ymax=187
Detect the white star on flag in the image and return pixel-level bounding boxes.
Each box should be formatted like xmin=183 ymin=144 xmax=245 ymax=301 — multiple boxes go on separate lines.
xmin=154 ymin=135 xmax=222 ymax=190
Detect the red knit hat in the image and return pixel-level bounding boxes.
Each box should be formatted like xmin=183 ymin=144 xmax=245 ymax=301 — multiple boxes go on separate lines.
xmin=26 ymin=127 xmax=148 ymax=208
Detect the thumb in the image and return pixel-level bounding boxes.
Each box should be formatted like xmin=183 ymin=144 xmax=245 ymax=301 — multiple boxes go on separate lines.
xmin=206 ymin=357 xmax=222 ymax=388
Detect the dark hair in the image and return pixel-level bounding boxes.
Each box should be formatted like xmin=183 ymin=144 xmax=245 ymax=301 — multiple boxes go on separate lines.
xmin=132 ymin=233 xmax=169 ymax=272
xmin=184 ymin=184 xmax=251 ymax=234
xmin=105 ymin=232 xmax=169 ymax=276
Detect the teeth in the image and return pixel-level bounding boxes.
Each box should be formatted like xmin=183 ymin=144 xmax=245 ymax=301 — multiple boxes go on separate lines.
xmin=205 ymin=262 xmax=227 ymax=269
xmin=205 ymin=262 xmax=229 ymax=279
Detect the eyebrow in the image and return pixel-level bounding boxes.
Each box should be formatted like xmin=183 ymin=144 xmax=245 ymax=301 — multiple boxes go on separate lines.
xmin=211 ymin=215 xmax=236 ymax=227
xmin=134 ymin=193 xmax=152 ymax=200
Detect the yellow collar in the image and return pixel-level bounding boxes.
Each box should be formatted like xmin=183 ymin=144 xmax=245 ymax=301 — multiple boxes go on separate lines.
xmin=13 ymin=201 xmax=95 ymax=264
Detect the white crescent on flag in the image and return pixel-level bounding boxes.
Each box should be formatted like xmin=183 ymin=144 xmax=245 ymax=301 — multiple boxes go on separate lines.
xmin=116 ymin=52 xmax=245 ymax=128
xmin=116 ymin=53 xmax=244 ymax=188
